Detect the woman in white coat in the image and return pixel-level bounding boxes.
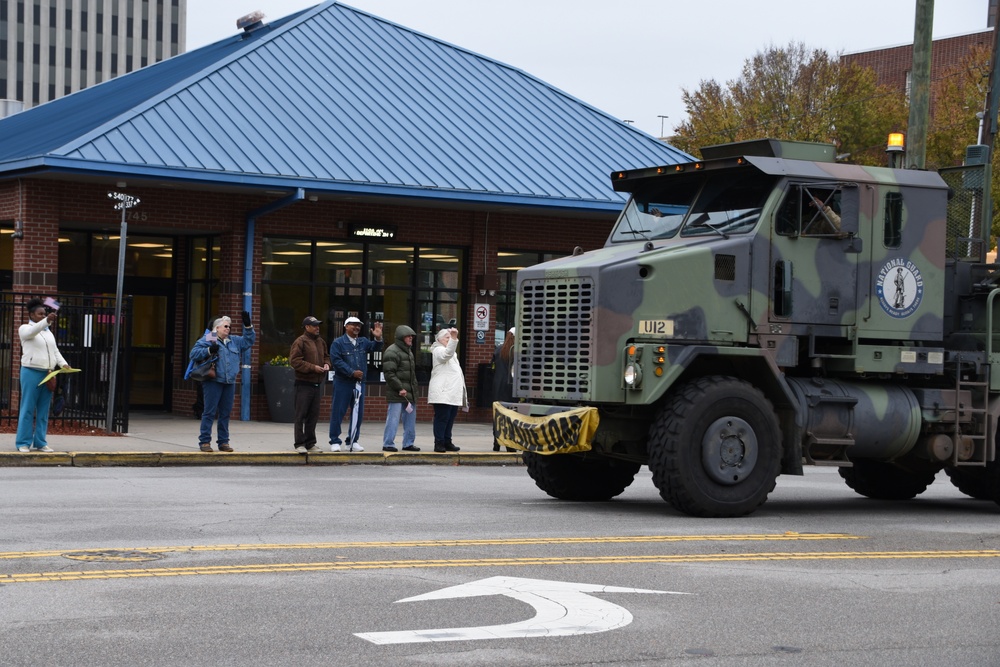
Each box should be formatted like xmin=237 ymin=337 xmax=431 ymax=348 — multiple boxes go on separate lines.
xmin=16 ymin=297 xmax=71 ymax=452
xmin=428 ymin=327 xmax=467 ymax=452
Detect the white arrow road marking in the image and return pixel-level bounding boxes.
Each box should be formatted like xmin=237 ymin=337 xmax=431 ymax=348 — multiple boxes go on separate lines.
xmin=355 ymin=575 xmax=687 ymax=644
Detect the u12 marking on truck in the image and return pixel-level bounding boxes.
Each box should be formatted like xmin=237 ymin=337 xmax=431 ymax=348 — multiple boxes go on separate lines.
xmin=875 ymin=259 xmax=923 ymax=318
xmin=639 ymin=320 xmax=674 ymax=336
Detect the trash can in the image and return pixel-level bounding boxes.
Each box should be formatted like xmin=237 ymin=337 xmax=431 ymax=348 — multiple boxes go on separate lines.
xmin=476 ymin=362 xmax=495 ymax=408
xmin=260 ymin=365 xmax=296 ymax=423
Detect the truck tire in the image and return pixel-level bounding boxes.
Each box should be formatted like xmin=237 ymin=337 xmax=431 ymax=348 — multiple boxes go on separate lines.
xmin=839 ymin=460 xmax=936 ymax=500
xmin=944 ymin=467 xmax=994 ymax=500
xmin=647 ymin=376 xmax=782 ymax=517
xmin=523 ymin=451 xmax=641 ymax=501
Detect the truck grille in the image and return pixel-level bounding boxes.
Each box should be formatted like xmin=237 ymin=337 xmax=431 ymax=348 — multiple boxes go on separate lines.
xmin=516 ymin=277 xmax=594 ymax=400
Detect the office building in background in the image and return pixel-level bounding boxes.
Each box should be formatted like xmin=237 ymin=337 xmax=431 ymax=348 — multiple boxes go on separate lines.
xmin=0 ymin=0 xmax=186 ymax=115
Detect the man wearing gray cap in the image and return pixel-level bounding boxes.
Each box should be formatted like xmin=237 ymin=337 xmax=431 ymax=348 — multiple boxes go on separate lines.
xmin=328 ymin=316 xmax=383 ymax=452
xmin=289 ymin=315 xmax=330 ymax=453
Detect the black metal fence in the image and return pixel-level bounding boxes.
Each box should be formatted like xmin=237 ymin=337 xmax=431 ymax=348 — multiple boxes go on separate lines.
xmin=1 ymin=293 xmax=131 ymax=432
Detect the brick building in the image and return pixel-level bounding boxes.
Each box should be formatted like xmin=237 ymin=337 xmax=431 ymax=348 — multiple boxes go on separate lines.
xmin=0 ymin=1 xmax=689 ymax=428
xmin=841 ymin=1 xmax=995 ymax=116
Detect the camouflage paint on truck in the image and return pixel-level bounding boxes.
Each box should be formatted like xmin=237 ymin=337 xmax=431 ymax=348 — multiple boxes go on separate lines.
xmin=495 ymin=138 xmax=1000 ymax=517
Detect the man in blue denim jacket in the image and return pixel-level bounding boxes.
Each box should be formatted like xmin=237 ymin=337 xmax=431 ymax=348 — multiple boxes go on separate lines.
xmin=190 ymin=312 xmax=255 ymax=452
xmin=328 ymin=316 xmax=382 ymax=452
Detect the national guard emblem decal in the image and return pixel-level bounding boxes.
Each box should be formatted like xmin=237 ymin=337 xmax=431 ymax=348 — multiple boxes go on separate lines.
xmin=876 ymin=259 xmax=923 ymax=318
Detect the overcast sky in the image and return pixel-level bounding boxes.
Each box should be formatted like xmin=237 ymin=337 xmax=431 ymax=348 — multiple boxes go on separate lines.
xmin=188 ymin=1 xmax=989 ymax=137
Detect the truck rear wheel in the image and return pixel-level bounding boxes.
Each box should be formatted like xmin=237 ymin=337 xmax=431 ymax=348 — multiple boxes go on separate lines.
xmin=647 ymin=376 xmax=782 ymax=517
xmin=838 ymin=460 xmax=936 ymax=500
xmin=523 ymin=451 xmax=641 ymax=501
xmin=945 ymin=467 xmax=993 ymax=500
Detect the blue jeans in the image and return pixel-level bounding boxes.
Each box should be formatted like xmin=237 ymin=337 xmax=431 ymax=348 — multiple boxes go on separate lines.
xmin=329 ymin=379 xmax=364 ymax=445
xmin=432 ymin=404 xmax=459 ymax=445
xmin=383 ymin=402 xmax=416 ymax=448
xmin=16 ymin=367 xmax=52 ymax=450
xmin=199 ymin=381 xmax=235 ymax=445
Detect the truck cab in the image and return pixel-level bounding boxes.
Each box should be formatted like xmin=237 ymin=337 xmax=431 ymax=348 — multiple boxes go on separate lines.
xmin=495 ymin=139 xmax=1000 ymax=517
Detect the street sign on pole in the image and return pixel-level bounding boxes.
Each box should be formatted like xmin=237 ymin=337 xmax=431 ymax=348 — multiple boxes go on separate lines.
xmin=105 ymin=191 xmax=140 ymax=433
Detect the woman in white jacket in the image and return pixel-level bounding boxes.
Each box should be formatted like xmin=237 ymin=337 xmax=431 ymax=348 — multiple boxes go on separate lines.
xmin=428 ymin=327 xmax=467 ymax=452
xmin=16 ymin=298 xmax=71 ymax=452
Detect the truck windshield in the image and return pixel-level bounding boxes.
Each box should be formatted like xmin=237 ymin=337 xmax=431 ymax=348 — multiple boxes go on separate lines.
xmin=680 ymin=172 xmax=773 ymax=237
xmin=609 ymin=169 xmax=777 ymax=243
xmin=610 ymin=198 xmax=687 ymax=242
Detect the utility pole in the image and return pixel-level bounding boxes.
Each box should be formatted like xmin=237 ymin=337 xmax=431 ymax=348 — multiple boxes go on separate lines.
xmin=906 ymin=0 xmax=933 ymax=170
xmin=982 ymin=12 xmax=1000 ymax=159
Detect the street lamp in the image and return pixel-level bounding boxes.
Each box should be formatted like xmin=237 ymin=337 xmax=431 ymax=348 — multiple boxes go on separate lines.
xmin=658 ymin=115 xmax=669 ymax=138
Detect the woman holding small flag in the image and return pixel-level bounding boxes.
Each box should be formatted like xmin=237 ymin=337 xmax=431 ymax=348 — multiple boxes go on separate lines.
xmin=15 ymin=297 xmax=71 ymax=452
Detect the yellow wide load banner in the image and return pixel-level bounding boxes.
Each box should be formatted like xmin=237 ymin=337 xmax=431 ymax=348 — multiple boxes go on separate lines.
xmin=493 ymin=403 xmax=599 ymax=454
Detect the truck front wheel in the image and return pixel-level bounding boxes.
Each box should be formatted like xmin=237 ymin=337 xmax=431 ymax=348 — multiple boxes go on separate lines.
xmin=648 ymin=376 xmax=782 ymax=517
xmin=523 ymin=451 xmax=641 ymax=501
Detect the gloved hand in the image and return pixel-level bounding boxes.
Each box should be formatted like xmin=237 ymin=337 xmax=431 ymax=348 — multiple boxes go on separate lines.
xmin=208 ymin=343 xmax=219 ymax=355
xmin=242 ymin=310 xmax=252 ymax=328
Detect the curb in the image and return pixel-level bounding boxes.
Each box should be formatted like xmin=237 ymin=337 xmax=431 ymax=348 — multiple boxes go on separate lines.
xmin=0 ymin=451 xmax=523 ymax=467
xmin=0 ymin=452 xmax=73 ymax=466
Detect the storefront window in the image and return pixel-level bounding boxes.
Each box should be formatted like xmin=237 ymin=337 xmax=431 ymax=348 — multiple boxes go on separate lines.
xmin=316 ymin=241 xmax=364 ymax=285
xmin=57 ymin=231 xmax=88 ymax=273
xmin=186 ymin=237 xmax=219 ymax=352
xmin=90 ymin=233 xmax=173 ymax=277
xmin=262 ymin=237 xmax=312 ymax=282
xmin=189 ymin=236 xmax=219 ymax=281
xmin=261 ymin=237 xmax=464 ymax=382
xmin=0 ymin=224 xmax=13 ymax=289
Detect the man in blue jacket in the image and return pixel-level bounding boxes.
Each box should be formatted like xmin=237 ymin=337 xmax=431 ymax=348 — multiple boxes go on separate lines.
xmin=328 ymin=316 xmax=383 ymax=452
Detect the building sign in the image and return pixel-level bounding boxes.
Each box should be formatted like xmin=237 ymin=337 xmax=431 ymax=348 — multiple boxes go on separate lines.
xmin=473 ymin=303 xmax=490 ymax=331
xmin=350 ymin=223 xmax=397 ymax=239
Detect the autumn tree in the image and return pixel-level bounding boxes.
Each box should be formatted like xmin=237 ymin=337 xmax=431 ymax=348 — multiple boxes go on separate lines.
xmin=926 ymin=42 xmax=1000 ymax=245
xmin=927 ymin=43 xmax=990 ymax=169
xmin=671 ymin=42 xmax=908 ymax=165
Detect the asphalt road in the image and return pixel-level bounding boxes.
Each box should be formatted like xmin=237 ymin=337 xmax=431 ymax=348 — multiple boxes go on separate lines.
xmin=2 ymin=466 xmax=999 ymax=666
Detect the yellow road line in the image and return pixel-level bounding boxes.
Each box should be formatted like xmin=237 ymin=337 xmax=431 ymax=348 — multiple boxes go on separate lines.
xmin=0 ymin=533 xmax=862 ymax=560
xmin=3 ymin=550 xmax=998 ymax=584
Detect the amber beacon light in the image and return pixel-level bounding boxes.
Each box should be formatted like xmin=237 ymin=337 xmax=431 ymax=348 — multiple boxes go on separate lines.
xmin=886 ymin=133 xmax=905 ymax=168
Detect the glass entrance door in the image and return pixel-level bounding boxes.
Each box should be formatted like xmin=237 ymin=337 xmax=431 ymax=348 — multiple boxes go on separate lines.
xmin=130 ymin=294 xmax=170 ymax=408
xmin=59 ymin=231 xmax=176 ymax=411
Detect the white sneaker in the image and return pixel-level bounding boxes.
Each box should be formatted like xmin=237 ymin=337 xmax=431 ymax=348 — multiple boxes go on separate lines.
xmin=330 ymin=443 xmax=342 ymax=452
xmin=295 ymin=446 xmax=307 ymax=454
xmin=33 ymin=446 xmax=54 ymax=453
xmin=349 ymin=443 xmax=364 ymax=452
xmin=16 ymin=446 xmax=29 ymax=452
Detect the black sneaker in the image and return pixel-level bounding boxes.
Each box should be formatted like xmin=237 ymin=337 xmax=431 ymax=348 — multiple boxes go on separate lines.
xmin=402 ymin=446 xmax=421 ymax=452
xmin=382 ymin=446 xmax=398 ymax=452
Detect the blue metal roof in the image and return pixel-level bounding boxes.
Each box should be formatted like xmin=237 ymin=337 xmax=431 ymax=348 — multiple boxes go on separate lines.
xmin=0 ymin=1 xmax=690 ymax=211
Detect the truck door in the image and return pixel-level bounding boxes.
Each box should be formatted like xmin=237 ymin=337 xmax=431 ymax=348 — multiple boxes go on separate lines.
xmin=769 ymin=183 xmax=859 ymax=328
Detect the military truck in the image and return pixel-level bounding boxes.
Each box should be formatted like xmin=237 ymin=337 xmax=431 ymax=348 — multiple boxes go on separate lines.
xmin=494 ymin=138 xmax=1000 ymax=517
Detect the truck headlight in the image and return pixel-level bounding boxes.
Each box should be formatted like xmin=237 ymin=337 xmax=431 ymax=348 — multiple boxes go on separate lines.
xmin=624 ymin=362 xmax=642 ymax=388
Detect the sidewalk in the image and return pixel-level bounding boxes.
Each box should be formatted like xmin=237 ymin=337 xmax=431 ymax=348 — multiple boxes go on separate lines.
xmin=0 ymin=413 xmax=521 ymax=467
